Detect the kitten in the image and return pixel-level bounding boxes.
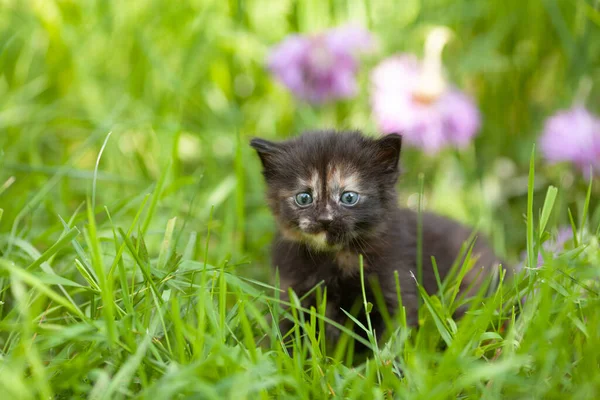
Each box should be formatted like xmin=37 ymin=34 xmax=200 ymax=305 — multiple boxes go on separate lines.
xmin=251 ymin=130 xmax=503 ymax=346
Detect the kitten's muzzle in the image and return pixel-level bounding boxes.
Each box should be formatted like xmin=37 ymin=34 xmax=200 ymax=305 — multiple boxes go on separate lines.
xmin=299 ymin=217 xmax=344 ymax=248
xmin=316 ymin=216 xmax=333 ymax=230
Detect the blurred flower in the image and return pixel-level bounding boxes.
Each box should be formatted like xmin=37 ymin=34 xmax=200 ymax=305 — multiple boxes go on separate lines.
xmin=539 ymin=106 xmax=600 ymax=177
xmin=267 ymin=24 xmax=376 ymax=103
xmin=519 ymin=227 xmax=573 ymax=270
xmin=538 ymin=227 xmax=573 ymax=267
xmin=370 ymin=27 xmax=481 ymax=154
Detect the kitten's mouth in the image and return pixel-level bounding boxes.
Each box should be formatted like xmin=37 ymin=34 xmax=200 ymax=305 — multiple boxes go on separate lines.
xmin=280 ymin=222 xmax=347 ymax=251
xmin=301 ymin=231 xmax=344 ymax=251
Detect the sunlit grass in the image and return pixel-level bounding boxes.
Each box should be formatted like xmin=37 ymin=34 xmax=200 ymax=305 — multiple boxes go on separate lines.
xmin=1 ymin=139 xmax=599 ymax=398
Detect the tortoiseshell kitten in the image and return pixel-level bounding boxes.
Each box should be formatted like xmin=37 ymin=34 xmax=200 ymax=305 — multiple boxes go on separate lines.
xmin=251 ymin=130 xmax=503 ymax=347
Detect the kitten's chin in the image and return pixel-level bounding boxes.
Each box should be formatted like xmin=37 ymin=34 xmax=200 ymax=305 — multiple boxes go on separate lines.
xmin=280 ymin=226 xmax=344 ymax=251
xmin=301 ymin=232 xmax=344 ymax=252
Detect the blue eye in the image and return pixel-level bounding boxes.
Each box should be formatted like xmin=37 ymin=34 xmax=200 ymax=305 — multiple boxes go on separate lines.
xmin=340 ymin=191 xmax=359 ymax=206
xmin=295 ymin=192 xmax=313 ymax=207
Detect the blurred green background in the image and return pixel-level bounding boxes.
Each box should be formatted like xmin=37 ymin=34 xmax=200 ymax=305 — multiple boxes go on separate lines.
xmin=1 ymin=0 xmax=599 ymax=274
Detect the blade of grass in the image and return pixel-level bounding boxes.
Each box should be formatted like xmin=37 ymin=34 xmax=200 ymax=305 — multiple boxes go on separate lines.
xmin=192 ymin=205 xmax=214 ymax=357
xmin=10 ymin=276 xmax=53 ymax=399
xmin=140 ymin=162 xmax=170 ymax=236
xmin=97 ymin=331 xmax=153 ymax=400
xmin=0 ymin=259 xmax=85 ymax=319
xmin=6 ymin=101 xmax=127 ymax=257
xmin=394 ymin=270 xmax=407 ymax=328
xmin=219 ymin=260 xmax=228 ymax=343
xmin=412 ymin=270 xmax=454 ymax=347
xmin=25 ymin=227 xmax=80 ymax=271
xmin=580 ymin=170 xmax=593 ymax=238
xmin=526 ymin=146 xmax=536 ymax=277
xmin=0 ymin=176 xmax=16 ymax=196
xmin=92 ymin=131 xmax=112 ymax=211
xmin=539 ymin=185 xmax=557 ymax=235
xmin=234 ymin=130 xmax=246 ymax=252
xmin=86 ymin=200 xmax=117 ymax=346
xmin=4 ymin=234 xmax=84 ymax=317
xmin=157 ymin=217 xmax=177 ymax=270
xmin=567 ymin=208 xmax=580 ymax=247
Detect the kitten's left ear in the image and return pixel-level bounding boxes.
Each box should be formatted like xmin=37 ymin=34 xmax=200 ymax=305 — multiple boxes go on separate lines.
xmin=375 ymin=134 xmax=402 ymax=173
xmin=250 ymin=137 xmax=282 ymax=170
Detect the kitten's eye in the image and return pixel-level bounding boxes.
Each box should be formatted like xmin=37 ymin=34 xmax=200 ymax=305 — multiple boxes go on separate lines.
xmin=340 ymin=191 xmax=359 ymax=206
xmin=294 ymin=192 xmax=313 ymax=207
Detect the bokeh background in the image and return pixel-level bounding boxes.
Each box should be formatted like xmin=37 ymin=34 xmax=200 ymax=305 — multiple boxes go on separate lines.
xmin=1 ymin=0 xmax=599 ymax=278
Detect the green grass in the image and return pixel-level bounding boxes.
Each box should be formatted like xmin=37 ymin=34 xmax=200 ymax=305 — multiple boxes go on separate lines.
xmin=1 ymin=0 xmax=600 ymax=398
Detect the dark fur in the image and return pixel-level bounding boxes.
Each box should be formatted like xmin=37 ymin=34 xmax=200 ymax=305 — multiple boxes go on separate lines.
xmin=251 ymin=130 xmax=503 ymax=346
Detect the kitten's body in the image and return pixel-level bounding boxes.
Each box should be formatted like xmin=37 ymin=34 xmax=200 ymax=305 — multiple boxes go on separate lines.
xmin=251 ymin=130 xmax=502 ymax=344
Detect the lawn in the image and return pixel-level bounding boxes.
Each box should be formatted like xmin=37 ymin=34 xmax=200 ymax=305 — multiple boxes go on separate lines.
xmin=1 ymin=0 xmax=600 ymax=398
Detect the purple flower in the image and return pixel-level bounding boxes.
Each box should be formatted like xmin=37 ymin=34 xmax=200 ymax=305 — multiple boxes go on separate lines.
xmin=267 ymin=24 xmax=376 ymax=104
xmin=370 ymin=28 xmax=481 ymax=154
xmin=539 ymin=106 xmax=600 ymax=177
xmin=518 ymin=227 xmax=574 ymax=270
xmin=538 ymin=227 xmax=573 ymax=267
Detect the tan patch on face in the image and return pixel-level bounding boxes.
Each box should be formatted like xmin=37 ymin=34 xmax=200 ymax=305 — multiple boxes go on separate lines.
xmin=296 ymin=231 xmax=343 ymax=252
xmin=327 ymin=164 xmax=339 ymax=183
xmin=341 ymin=172 xmax=361 ymax=192
xmin=298 ymin=217 xmax=311 ymax=230
xmin=298 ymin=170 xmax=321 ymax=196
xmin=306 ymin=232 xmax=328 ymax=249
xmin=326 ymin=164 xmax=362 ymax=200
xmin=327 ymin=164 xmax=342 ymax=194
xmin=280 ymin=220 xmax=341 ymax=251
xmin=280 ymin=225 xmax=303 ymax=242
xmin=279 ymin=189 xmax=298 ymax=199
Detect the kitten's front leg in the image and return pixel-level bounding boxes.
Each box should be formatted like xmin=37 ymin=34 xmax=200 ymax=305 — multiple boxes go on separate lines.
xmin=274 ymin=279 xmax=298 ymax=349
xmin=276 ymin=284 xmax=344 ymax=349
xmin=366 ymin=270 xmax=420 ymax=334
xmin=324 ymin=301 xmax=344 ymax=344
xmin=273 ymin=276 xmax=319 ymax=350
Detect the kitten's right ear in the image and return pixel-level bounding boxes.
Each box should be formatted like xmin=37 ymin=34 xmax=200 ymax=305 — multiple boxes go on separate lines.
xmin=375 ymin=133 xmax=402 ymax=174
xmin=250 ymin=138 xmax=281 ymax=169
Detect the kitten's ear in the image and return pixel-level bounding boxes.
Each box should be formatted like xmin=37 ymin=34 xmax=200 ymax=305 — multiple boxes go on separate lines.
xmin=250 ymin=137 xmax=282 ymax=170
xmin=375 ymin=134 xmax=402 ymax=173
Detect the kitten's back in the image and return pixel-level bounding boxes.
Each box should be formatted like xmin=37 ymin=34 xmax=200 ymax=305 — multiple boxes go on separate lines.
xmin=393 ymin=208 xmax=503 ymax=299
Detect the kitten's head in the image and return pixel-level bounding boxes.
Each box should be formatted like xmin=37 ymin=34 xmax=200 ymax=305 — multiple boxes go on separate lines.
xmin=251 ymin=130 xmax=402 ymax=251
